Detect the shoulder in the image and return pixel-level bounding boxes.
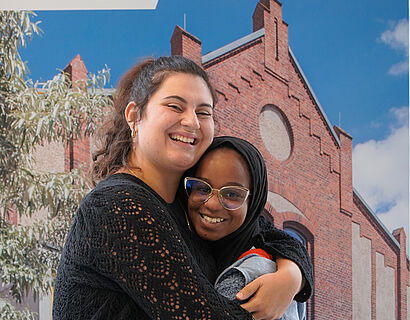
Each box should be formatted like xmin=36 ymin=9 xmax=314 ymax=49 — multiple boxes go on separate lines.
xmin=88 ymin=173 xmax=164 ymax=204
xmin=71 ymin=173 xmax=177 ymax=248
xmin=78 ymin=173 xmax=167 ymax=220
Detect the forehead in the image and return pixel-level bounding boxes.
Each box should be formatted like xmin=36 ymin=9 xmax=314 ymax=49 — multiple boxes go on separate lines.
xmin=196 ymin=148 xmax=251 ymax=186
xmin=154 ymin=73 xmax=212 ymax=100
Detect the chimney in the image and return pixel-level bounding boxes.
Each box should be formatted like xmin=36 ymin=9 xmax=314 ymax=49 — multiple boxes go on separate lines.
xmin=63 ymin=54 xmax=88 ymax=89
xmin=392 ymin=228 xmax=408 ymax=320
xmin=170 ymin=25 xmax=202 ymax=66
xmin=63 ymin=55 xmax=90 ymax=172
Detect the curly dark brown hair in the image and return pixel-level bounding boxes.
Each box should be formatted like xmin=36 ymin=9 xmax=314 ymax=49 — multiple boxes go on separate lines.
xmin=90 ymin=56 xmax=217 ymax=185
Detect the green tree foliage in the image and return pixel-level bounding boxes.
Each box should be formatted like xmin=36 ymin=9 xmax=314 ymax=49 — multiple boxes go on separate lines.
xmin=0 ymin=11 xmax=113 ymax=319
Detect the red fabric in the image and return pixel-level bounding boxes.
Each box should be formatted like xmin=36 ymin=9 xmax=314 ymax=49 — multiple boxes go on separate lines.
xmin=237 ymin=248 xmax=273 ymax=261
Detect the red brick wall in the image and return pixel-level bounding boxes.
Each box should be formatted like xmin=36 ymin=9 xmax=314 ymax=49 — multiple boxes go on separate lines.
xmin=198 ymin=2 xmax=352 ymax=317
xmin=6 ymin=208 xmax=18 ymax=224
xmin=353 ymin=194 xmax=400 ymax=318
xmin=171 ymin=25 xmax=202 ymax=66
xmin=393 ymin=228 xmax=408 ymax=320
xmin=168 ymin=0 xmax=408 ymax=319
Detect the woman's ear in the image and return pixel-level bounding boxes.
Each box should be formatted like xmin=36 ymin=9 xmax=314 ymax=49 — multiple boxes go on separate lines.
xmin=125 ymin=102 xmax=139 ymax=138
xmin=125 ymin=101 xmax=138 ymax=124
xmin=125 ymin=101 xmax=137 ymax=124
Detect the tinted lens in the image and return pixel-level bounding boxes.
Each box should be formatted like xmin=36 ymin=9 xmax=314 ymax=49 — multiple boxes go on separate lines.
xmin=219 ymin=187 xmax=248 ymax=210
xmin=185 ymin=179 xmax=211 ymax=202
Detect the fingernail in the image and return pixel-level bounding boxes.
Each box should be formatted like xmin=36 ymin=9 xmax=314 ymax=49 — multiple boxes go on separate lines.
xmin=236 ymin=292 xmax=244 ymax=300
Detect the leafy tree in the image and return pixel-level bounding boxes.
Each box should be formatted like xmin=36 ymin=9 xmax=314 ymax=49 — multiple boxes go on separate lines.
xmin=0 ymin=11 xmax=112 ymax=319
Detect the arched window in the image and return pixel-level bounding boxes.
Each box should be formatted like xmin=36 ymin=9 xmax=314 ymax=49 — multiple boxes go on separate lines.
xmin=284 ymin=228 xmax=306 ymax=246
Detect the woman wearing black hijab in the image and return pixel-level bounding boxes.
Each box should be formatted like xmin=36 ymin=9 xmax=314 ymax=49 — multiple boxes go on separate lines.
xmin=179 ymin=136 xmax=313 ymax=319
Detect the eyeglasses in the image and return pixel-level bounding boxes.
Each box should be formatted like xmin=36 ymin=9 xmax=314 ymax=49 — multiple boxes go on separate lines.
xmin=184 ymin=177 xmax=250 ymax=211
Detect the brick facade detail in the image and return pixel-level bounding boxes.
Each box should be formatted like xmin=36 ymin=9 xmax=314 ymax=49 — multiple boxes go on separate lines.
xmin=171 ymin=25 xmax=202 ymax=66
xmin=63 ymin=54 xmax=91 ymax=172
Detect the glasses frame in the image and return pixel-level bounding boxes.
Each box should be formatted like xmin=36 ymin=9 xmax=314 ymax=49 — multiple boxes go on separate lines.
xmin=184 ymin=177 xmax=251 ymax=211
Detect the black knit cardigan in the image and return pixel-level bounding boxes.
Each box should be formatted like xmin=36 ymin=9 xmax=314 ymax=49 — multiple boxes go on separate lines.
xmin=52 ymin=173 xmax=312 ymax=319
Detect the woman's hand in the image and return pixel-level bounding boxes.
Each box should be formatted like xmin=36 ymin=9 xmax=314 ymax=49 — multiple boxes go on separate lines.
xmin=236 ymin=257 xmax=303 ymax=320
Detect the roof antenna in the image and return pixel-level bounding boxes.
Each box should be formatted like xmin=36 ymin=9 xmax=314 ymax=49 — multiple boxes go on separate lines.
xmin=184 ymin=13 xmax=186 ymax=30
xmin=339 ymin=112 xmax=341 ymax=128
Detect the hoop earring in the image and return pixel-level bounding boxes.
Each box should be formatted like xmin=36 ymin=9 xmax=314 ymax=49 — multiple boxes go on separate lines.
xmin=131 ymin=127 xmax=136 ymax=138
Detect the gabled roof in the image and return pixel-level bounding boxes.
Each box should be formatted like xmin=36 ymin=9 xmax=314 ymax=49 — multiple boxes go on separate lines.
xmin=201 ymin=28 xmax=341 ymax=147
xmin=200 ymin=27 xmax=408 ymax=261
xmin=202 ymin=29 xmax=265 ymax=64
xmin=288 ymin=47 xmax=340 ymax=147
xmin=354 ymin=188 xmax=409 ymax=262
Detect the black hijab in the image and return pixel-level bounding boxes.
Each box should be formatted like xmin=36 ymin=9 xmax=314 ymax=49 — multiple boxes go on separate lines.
xmin=184 ymin=136 xmax=268 ymax=274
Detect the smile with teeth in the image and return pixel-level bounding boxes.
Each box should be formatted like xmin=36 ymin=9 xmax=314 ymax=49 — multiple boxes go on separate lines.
xmin=170 ymin=133 xmax=196 ymax=145
xmin=200 ymin=213 xmax=225 ymax=224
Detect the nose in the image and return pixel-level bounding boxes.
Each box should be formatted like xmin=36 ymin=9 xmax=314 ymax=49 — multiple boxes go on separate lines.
xmin=203 ymin=191 xmax=223 ymax=211
xmin=181 ymin=109 xmax=200 ymax=130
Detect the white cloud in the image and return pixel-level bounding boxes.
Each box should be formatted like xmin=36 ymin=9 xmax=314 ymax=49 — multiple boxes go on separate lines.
xmin=370 ymin=120 xmax=382 ymax=129
xmin=380 ymin=19 xmax=409 ymax=54
xmin=379 ymin=19 xmax=409 ymax=75
xmin=353 ymin=107 xmax=409 ymax=249
xmin=388 ymin=60 xmax=409 ymax=75
xmin=390 ymin=106 xmax=409 ymax=127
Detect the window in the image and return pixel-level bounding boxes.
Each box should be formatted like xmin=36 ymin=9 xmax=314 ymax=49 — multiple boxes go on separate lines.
xmin=284 ymin=227 xmax=310 ymax=320
xmin=284 ymin=228 xmax=306 ymax=247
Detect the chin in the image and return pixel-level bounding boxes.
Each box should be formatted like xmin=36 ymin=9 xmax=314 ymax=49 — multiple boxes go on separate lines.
xmin=194 ymin=228 xmax=211 ymax=241
xmin=199 ymin=234 xmax=214 ymax=242
xmin=173 ymin=156 xmax=199 ymax=170
xmin=198 ymin=231 xmax=222 ymax=242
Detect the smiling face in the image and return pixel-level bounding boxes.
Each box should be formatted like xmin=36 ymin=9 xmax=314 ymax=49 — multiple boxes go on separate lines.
xmin=187 ymin=148 xmax=251 ymax=241
xmin=132 ymin=72 xmax=215 ymax=175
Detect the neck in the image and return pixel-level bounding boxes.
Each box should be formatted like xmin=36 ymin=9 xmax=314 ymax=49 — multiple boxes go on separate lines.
xmin=126 ymin=155 xmax=182 ymax=204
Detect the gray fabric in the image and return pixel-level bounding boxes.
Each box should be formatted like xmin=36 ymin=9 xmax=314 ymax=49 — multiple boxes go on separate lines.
xmin=215 ymin=254 xmax=277 ymax=289
xmin=215 ymin=254 xmax=305 ymax=320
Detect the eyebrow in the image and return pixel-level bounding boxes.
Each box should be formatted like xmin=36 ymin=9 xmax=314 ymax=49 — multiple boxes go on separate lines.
xmin=163 ymin=95 xmax=213 ymax=109
xmin=196 ymin=176 xmax=247 ymax=188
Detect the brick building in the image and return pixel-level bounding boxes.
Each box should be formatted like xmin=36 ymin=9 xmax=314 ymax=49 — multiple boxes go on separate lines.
xmin=168 ymin=1 xmax=409 ymax=319
xmin=29 ymin=0 xmax=409 ymax=319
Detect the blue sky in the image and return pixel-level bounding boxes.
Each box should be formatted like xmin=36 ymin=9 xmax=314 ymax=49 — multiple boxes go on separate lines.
xmin=21 ymin=0 xmax=408 ymax=144
xmin=20 ymin=0 xmax=409 ymax=243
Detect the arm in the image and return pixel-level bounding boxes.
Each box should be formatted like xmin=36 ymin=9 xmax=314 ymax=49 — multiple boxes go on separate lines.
xmin=236 ymin=215 xmax=313 ymax=319
xmin=251 ymin=214 xmax=313 ymax=301
xmin=237 ymin=257 xmax=303 ymax=320
xmin=76 ymin=183 xmax=253 ymax=320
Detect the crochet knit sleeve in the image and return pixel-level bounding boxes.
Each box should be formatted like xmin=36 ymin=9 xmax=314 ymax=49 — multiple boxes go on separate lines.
xmin=253 ymin=214 xmax=314 ymax=302
xmin=68 ymin=182 xmax=253 ymax=319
